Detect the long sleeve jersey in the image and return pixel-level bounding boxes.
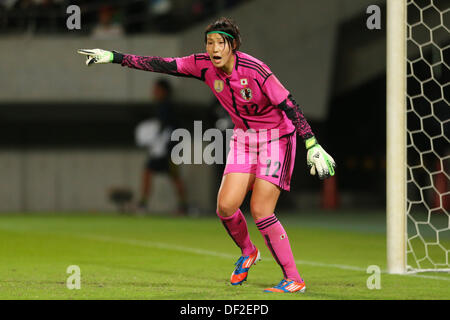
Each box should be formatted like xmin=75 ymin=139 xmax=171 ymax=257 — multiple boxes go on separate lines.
xmin=113 ymin=51 xmax=314 ymax=141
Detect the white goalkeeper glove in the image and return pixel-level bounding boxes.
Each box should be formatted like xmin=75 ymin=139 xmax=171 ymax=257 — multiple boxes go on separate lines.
xmin=77 ymin=49 xmax=114 ymax=66
xmin=305 ymin=136 xmax=336 ymax=180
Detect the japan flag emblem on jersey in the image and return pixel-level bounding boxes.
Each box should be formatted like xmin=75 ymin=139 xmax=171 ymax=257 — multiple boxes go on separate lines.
xmin=240 ymin=87 xmax=252 ymax=101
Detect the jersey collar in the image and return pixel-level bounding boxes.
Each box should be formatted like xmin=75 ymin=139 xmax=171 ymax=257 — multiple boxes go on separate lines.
xmin=216 ymin=52 xmax=239 ymax=78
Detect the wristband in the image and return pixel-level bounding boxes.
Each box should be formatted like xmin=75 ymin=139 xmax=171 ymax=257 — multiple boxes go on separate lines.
xmin=305 ymin=136 xmax=317 ymax=150
xmin=112 ymin=51 xmax=124 ymax=64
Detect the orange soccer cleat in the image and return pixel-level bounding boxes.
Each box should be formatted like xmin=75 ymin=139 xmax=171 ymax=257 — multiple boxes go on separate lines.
xmin=264 ymin=278 xmax=306 ymax=293
xmin=230 ymin=248 xmax=261 ymax=285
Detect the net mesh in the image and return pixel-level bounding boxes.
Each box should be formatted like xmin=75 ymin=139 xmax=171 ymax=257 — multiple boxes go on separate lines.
xmin=406 ymin=0 xmax=450 ymax=272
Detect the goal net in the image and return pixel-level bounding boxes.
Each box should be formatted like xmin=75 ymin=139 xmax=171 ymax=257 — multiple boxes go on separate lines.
xmin=405 ymin=0 xmax=449 ymax=273
xmin=387 ymin=0 xmax=449 ymax=274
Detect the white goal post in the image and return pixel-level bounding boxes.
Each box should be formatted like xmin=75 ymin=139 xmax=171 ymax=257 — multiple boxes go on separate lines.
xmin=387 ymin=0 xmax=450 ymax=274
xmin=387 ymin=0 xmax=407 ymax=274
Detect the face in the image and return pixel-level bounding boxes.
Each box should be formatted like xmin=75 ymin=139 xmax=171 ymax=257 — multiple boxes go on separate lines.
xmin=206 ymin=33 xmax=235 ymax=71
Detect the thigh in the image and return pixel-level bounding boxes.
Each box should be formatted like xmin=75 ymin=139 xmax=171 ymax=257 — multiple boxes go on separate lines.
xmin=257 ymin=133 xmax=296 ymax=191
xmin=223 ymin=133 xmax=258 ymax=177
xmin=217 ymin=173 xmax=255 ymax=217
xmin=249 ymin=177 xmax=282 ymax=221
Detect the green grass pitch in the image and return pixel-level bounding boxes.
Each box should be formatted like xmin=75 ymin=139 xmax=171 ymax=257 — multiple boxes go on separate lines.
xmin=0 ymin=211 xmax=449 ymax=300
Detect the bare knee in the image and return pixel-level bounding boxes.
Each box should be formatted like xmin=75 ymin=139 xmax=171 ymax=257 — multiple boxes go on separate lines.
xmin=250 ymin=200 xmax=273 ymax=221
xmin=216 ymin=197 xmax=239 ymax=217
xmin=216 ymin=173 xmax=253 ymax=217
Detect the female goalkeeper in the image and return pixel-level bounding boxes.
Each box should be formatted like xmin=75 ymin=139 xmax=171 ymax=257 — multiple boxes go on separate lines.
xmin=78 ymin=17 xmax=335 ymax=293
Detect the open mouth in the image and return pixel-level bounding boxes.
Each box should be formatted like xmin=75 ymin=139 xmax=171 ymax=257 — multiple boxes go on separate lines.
xmin=212 ymin=56 xmax=222 ymax=64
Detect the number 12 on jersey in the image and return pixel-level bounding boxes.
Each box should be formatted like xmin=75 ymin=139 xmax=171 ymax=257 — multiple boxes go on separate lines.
xmin=265 ymin=159 xmax=280 ymax=178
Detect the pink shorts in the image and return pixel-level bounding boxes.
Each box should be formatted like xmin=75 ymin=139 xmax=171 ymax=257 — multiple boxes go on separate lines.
xmin=223 ymin=129 xmax=297 ymax=191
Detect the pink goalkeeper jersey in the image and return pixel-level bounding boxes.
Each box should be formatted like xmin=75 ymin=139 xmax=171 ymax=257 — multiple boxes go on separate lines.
xmin=117 ymin=51 xmax=314 ymax=140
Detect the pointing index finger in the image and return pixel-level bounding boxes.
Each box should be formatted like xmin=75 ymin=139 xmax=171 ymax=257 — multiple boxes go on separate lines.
xmin=77 ymin=49 xmax=94 ymax=55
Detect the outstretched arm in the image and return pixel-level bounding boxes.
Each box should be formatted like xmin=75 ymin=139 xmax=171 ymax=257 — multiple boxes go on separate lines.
xmin=77 ymin=49 xmax=204 ymax=79
xmin=114 ymin=52 xmax=180 ymax=76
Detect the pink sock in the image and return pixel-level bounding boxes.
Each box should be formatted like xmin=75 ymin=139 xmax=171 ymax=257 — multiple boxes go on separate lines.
xmin=217 ymin=209 xmax=256 ymax=256
xmin=256 ymin=214 xmax=303 ymax=282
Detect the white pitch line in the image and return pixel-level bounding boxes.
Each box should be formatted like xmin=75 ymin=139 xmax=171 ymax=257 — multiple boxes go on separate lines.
xmin=295 ymin=260 xmax=366 ymax=272
xmin=1 ymin=224 xmax=448 ymax=282
xmin=80 ymin=234 xmax=450 ymax=281
xmin=80 ymin=234 xmax=236 ymax=259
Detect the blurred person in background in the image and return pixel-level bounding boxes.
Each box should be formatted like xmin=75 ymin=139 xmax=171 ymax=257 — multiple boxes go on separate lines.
xmin=91 ymin=4 xmax=124 ymax=39
xmin=135 ymin=79 xmax=188 ymax=215
xmin=147 ymin=0 xmax=174 ymax=32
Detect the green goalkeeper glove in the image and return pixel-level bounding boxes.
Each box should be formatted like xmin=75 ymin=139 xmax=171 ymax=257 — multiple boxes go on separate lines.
xmin=305 ymin=136 xmax=336 ymax=180
xmin=77 ymin=49 xmax=114 ymax=66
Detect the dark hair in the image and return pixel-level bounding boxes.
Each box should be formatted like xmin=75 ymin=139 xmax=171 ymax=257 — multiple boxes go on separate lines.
xmin=204 ymin=17 xmax=241 ymax=53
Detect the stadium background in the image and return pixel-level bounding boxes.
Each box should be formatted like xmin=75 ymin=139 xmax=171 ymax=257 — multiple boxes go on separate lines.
xmin=0 ymin=0 xmax=389 ymax=213
xmin=1 ymin=0 xmax=450 ymax=301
